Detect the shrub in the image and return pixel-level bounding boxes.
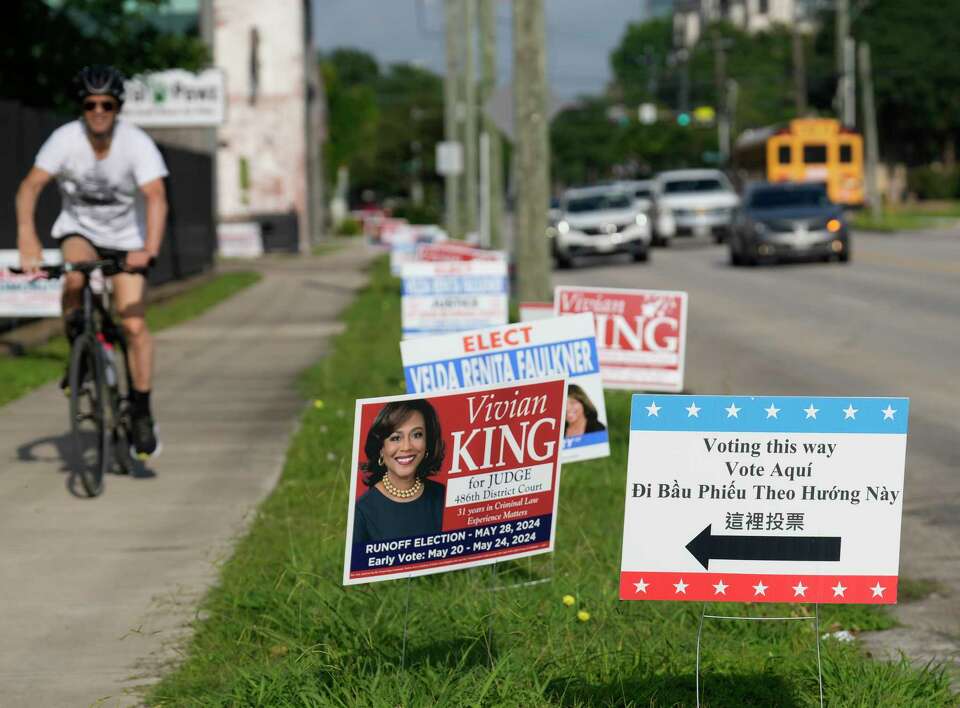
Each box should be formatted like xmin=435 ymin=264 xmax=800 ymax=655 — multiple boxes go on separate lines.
xmin=390 ymin=202 xmax=442 ymax=225
xmin=335 ymin=217 xmax=362 ymax=236
xmin=907 ymin=166 xmax=960 ymax=200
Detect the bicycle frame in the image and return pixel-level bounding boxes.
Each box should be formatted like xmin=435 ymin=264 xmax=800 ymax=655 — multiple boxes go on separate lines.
xmin=70 ymin=262 xmax=137 ymax=486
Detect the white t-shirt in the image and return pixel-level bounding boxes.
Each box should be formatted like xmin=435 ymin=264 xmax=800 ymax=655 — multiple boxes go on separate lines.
xmin=35 ymin=119 xmax=169 ymax=251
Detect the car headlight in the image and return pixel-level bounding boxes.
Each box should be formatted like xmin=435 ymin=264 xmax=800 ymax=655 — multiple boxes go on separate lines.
xmin=557 ymin=220 xmax=570 ymax=235
xmin=635 ymin=213 xmax=648 ymax=226
xmin=827 ymin=218 xmax=842 ymax=233
xmin=753 ymin=221 xmax=768 ymax=235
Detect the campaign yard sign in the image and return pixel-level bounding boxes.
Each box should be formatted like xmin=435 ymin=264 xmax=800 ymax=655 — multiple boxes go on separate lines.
xmin=343 ymin=379 xmax=567 ymax=585
xmin=519 ymin=302 xmax=554 ymax=322
xmin=0 ymin=250 xmax=63 ymax=317
xmin=620 ymin=395 xmax=909 ymax=604
xmin=401 ymin=261 xmax=508 ymax=339
xmin=417 ymin=241 xmax=506 ymax=263
xmin=388 ymin=224 xmax=449 ymax=275
xmin=387 ymin=223 xmax=418 ymax=275
xmin=401 ymin=313 xmax=609 ymax=463
xmin=554 ymin=286 xmax=687 ymax=392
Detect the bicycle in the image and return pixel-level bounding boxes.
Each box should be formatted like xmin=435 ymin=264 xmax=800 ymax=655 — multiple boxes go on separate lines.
xmin=15 ymin=258 xmax=137 ymax=496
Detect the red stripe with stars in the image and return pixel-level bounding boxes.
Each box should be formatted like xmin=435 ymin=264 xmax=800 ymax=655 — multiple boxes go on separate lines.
xmin=619 ymin=572 xmax=898 ymax=603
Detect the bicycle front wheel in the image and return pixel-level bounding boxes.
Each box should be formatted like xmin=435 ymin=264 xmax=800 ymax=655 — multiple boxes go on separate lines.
xmin=69 ymin=336 xmax=109 ymax=497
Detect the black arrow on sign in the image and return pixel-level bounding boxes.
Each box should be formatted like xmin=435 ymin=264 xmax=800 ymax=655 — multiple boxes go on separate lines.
xmin=685 ymin=524 xmax=841 ymax=570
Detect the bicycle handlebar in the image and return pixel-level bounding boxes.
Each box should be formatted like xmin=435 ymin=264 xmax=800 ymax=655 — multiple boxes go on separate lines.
xmin=9 ymin=259 xmax=129 ymax=278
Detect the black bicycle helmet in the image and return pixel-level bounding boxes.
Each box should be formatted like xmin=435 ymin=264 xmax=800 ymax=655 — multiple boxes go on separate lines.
xmin=74 ymin=65 xmax=126 ymax=104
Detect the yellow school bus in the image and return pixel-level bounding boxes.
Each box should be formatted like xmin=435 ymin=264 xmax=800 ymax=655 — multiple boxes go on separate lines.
xmin=733 ymin=118 xmax=864 ymax=206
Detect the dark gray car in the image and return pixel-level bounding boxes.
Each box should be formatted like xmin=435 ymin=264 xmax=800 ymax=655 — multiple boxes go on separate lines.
xmin=729 ymin=183 xmax=851 ymax=266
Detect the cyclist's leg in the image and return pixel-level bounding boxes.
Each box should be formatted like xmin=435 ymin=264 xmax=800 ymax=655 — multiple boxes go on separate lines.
xmin=112 ymin=269 xmax=160 ymax=458
xmin=60 ymin=235 xmax=97 ymax=331
xmin=112 ymin=271 xmax=151 ymax=390
xmin=59 ymin=236 xmax=97 ymax=389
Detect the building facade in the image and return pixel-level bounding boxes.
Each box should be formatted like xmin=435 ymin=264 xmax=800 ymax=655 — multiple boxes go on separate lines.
xmin=673 ymin=0 xmax=817 ymax=47
xmin=214 ymin=0 xmax=317 ymax=251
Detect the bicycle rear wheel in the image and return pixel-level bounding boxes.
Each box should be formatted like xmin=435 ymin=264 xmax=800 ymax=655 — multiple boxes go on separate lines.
xmin=69 ymin=336 xmax=109 ymax=496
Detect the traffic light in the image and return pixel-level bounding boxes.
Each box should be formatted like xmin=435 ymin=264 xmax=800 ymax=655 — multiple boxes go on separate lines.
xmin=676 ymin=112 xmax=691 ymax=127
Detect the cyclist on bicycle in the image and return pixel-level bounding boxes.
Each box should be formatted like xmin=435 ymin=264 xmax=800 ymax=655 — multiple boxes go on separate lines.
xmin=15 ymin=65 xmax=168 ymax=460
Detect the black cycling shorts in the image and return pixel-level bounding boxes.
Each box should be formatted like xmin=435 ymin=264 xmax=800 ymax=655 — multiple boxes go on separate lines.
xmin=60 ymin=234 xmax=151 ymax=274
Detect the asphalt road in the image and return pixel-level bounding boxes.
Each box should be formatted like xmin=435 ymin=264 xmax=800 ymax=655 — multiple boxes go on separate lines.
xmin=553 ymin=227 xmax=960 ymax=673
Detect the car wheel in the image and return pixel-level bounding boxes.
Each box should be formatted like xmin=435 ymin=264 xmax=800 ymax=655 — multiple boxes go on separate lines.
xmin=555 ymin=252 xmax=574 ymax=269
xmin=729 ymin=248 xmax=742 ymax=266
xmin=632 ymin=246 xmax=649 ymax=262
xmin=838 ymin=246 xmax=851 ymax=263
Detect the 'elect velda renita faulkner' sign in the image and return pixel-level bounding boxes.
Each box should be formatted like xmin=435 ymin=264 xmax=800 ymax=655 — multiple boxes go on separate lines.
xmin=344 ymin=379 xmax=567 ymax=585
xmin=620 ymin=395 xmax=909 ymax=604
xmin=400 ymin=260 xmax=508 ymax=339
xmin=401 ymin=313 xmax=610 ymax=464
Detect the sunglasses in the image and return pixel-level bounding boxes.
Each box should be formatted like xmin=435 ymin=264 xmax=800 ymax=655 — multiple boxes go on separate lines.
xmin=83 ymin=100 xmax=118 ymax=113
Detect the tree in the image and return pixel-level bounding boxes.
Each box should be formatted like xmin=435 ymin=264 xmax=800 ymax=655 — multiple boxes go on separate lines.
xmin=612 ymin=19 xmax=799 ymax=136
xmin=2 ymin=0 xmax=208 ymax=113
xmin=811 ymin=0 xmax=960 ymax=165
xmin=320 ymin=49 xmax=445 ymax=210
xmin=320 ymin=57 xmax=380 ymax=187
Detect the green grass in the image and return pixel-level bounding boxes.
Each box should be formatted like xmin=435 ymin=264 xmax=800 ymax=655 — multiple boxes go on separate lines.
xmin=148 ymin=259 xmax=957 ymax=707
xmin=851 ymin=202 xmax=960 ymax=232
xmin=0 ymin=271 xmax=261 ymax=407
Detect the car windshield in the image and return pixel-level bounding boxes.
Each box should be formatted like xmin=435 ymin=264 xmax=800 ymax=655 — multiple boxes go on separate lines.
xmin=749 ymin=187 xmax=831 ymax=209
xmin=663 ymin=179 xmax=726 ymax=193
xmin=566 ymin=193 xmax=632 ymax=212
xmin=634 ymin=188 xmax=651 ymax=199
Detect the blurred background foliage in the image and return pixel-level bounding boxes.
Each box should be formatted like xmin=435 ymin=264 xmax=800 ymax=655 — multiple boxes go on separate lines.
xmin=3 ymin=0 xmax=209 ymax=114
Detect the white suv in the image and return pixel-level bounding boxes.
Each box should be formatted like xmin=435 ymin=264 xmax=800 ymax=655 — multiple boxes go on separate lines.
xmin=549 ymin=186 xmax=651 ymax=268
xmin=651 ymin=169 xmax=740 ymax=245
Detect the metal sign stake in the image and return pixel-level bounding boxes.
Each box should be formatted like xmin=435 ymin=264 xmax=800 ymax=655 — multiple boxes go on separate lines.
xmin=695 ymin=602 xmax=824 ymax=707
xmin=400 ymin=575 xmax=413 ymax=671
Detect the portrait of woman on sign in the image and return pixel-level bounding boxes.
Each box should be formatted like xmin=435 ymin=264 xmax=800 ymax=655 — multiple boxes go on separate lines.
xmin=564 ymin=384 xmax=606 ymax=438
xmin=352 ymin=399 xmax=447 ymax=545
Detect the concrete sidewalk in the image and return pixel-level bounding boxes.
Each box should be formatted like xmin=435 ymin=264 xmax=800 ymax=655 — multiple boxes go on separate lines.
xmin=0 ymin=243 xmax=376 ymax=706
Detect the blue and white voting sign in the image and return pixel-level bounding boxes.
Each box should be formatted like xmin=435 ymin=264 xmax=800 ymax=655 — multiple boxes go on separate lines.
xmin=400 ymin=261 xmax=508 ymax=339
xmin=401 ymin=313 xmax=610 ymax=463
xmin=620 ymin=395 xmax=909 ymax=604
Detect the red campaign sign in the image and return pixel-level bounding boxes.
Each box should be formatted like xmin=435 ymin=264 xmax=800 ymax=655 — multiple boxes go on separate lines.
xmin=554 ymin=286 xmax=688 ymax=392
xmin=416 ymin=242 xmax=504 ymax=262
xmin=344 ymin=378 xmax=567 ymax=585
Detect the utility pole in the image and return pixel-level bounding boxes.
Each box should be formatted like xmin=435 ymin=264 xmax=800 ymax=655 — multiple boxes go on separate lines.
xmin=443 ymin=0 xmax=463 ymax=237
xmin=712 ymin=31 xmax=730 ymax=162
xmin=479 ymin=0 xmax=503 ymax=249
xmin=462 ymin=0 xmax=478 ymax=239
xmin=512 ymin=0 xmax=551 ymax=301
xmin=835 ymin=0 xmax=851 ymax=125
xmin=859 ymin=42 xmax=881 ymax=219
xmin=791 ymin=3 xmax=807 ymax=115
xmin=677 ymin=48 xmax=690 ymax=116
xmin=643 ymin=46 xmax=659 ymax=100
xmin=843 ymin=37 xmax=856 ymax=126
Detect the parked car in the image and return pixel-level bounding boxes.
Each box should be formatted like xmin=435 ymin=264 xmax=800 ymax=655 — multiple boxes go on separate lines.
xmin=617 ymin=179 xmax=654 ymax=216
xmin=548 ymin=186 xmax=651 ymax=268
xmin=650 ymin=169 xmax=739 ymax=245
xmin=728 ymin=182 xmax=850 ymax=266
